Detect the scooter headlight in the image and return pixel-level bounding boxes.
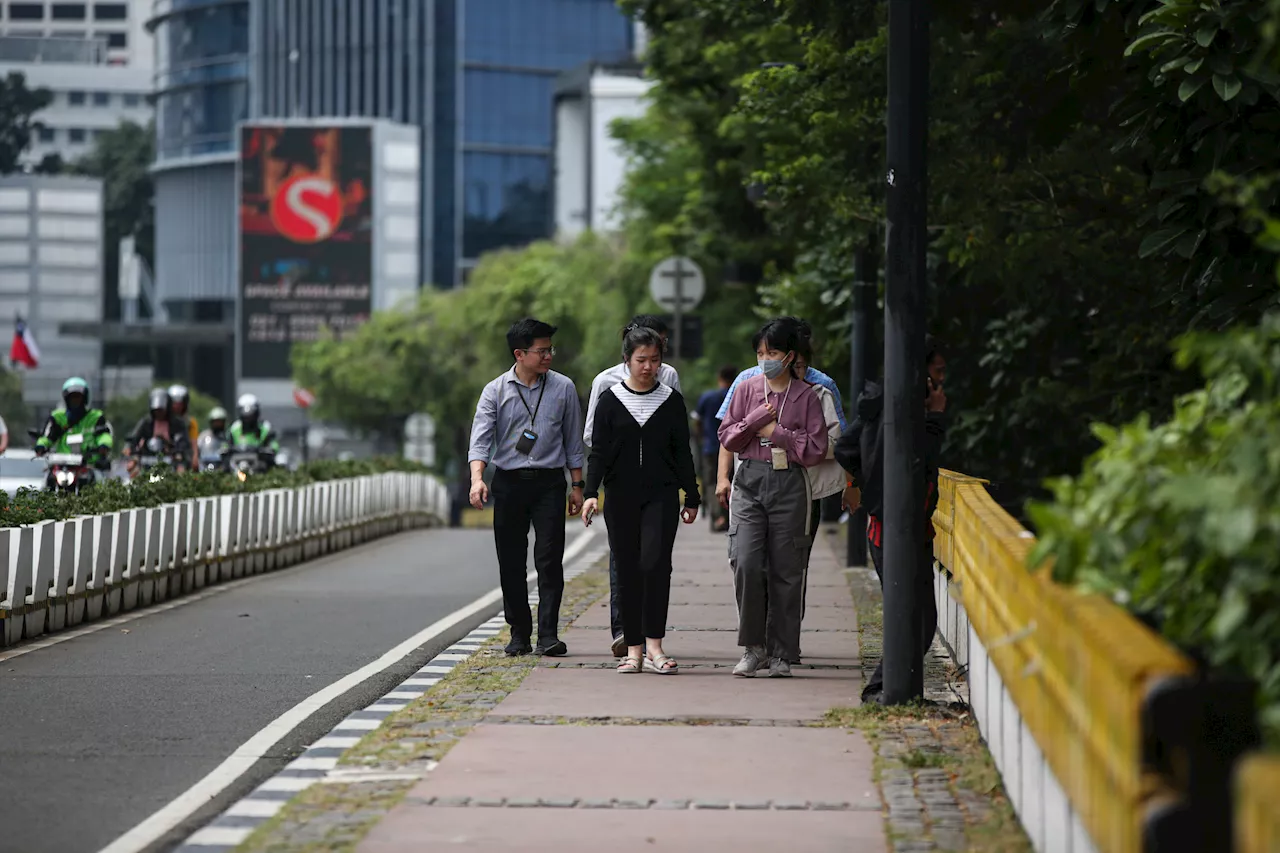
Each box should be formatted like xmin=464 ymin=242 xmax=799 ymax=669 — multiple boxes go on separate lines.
xmin=55 ymin=470 xmax=75 ymax=487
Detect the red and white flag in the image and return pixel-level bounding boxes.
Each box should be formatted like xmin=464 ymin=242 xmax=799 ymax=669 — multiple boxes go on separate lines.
xmin=10 ymin=315 xmax=39 ymax=369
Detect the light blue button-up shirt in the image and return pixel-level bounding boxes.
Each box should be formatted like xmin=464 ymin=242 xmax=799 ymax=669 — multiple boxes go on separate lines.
xmin=468 ymin=367 xmax=587 ymax=471
xmin=716 ymin=365 xmax=847 ymax=430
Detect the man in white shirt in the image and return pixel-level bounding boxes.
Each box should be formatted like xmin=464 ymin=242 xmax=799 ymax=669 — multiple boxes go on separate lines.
xmin=583 ymin=315 xmax=682 ymax=657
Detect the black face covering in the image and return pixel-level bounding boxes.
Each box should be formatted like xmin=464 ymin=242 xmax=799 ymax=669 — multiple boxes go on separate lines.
xmin=67 ymin=405 xmax=86 ymax=422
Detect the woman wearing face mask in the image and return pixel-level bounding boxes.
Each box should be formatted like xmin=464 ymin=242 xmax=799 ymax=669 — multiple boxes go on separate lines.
xmin=582 ymin=326 xmax=701 ymax=675
xmin=718 ymin=318 xmax=829 ymax=678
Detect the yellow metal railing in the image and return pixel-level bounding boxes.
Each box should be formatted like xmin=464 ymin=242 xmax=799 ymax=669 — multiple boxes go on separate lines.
xmin=935 ymin=471 xmax=1195 ymax=853
xmin=1236 ymin=755 xmax=1280 ymax=853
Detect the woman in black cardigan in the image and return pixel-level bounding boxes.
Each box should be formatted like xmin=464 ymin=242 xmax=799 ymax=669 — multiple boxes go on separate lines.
xmin=582 ymin=325 xmax=700 ymax=675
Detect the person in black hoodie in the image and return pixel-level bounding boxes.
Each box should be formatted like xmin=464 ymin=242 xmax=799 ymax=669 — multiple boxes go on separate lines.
xmin=835 ymin=338 xmax=947 ymax=702
xmin=582 ymin=325 xmax=701 ymax=676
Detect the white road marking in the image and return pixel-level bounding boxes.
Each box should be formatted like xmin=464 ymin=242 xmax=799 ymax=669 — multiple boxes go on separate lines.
xmin=183 ymin=827 xmax=251 ymax=846
xmin=97 ymin=526 xmax=597 ymax=853
xmin=225 ymin=799 xmax=286 ymax=819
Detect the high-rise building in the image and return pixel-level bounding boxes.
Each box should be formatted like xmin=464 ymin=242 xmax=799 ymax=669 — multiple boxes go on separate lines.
xmin=146 ymin=0 xmax=637 ymax=414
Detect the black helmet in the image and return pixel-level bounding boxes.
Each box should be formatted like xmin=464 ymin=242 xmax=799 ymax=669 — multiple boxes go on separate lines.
xmin=148 ymin=387 xmax=170 ymax=415
xmin=236 ymin=393 xmax=261 ymax=422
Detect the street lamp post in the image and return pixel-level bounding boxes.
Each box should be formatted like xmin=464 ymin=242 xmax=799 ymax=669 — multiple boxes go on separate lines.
xmin=846 ymin=245 xmax=873 ymax=569
xmin=881 ymin=0 xmax=931 ymax=705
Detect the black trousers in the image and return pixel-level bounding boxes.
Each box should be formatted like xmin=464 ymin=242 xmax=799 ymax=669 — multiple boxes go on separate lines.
xmin=605 ymin=489 xmax=679 ymax=645
xmin=491 ymin=468 xmax=566 ymax=644
xmin=865 ymin=530 xmax=939 ymax=695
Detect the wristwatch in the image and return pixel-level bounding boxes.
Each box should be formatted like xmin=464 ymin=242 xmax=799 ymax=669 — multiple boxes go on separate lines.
xmin=571 ymin=480 xmax=586 ymax=489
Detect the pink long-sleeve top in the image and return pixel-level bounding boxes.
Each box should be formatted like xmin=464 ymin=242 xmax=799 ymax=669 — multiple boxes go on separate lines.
xmin=718 ymin=373 xmax=829 ymax=467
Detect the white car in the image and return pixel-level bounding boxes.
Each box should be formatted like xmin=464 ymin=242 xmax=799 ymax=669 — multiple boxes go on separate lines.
xmin=0 ymin=448 xmax=48 ymax=495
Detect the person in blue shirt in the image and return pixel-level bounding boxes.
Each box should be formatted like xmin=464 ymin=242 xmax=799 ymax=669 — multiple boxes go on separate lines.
xmin=690 ymin=364 xmax=737 ymax=532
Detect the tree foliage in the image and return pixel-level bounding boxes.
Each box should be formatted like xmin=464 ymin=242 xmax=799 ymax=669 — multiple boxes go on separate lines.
xmin=0 ymin=72 xmax=51 ymax=175
xmin=614 ymin=0 xmax=1280 ymax=510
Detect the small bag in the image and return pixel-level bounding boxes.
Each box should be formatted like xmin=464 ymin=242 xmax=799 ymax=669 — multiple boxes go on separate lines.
xmin=515 ymin=429 xmax=538 ymax=455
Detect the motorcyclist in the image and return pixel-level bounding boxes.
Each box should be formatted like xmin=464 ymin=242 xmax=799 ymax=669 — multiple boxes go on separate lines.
xmin=206 ymin=406 xmax=229 ymax=443
xmin=34 ymin=377 xmax=114 ymax=478
xmin=225 ymin=393 xmax=280 ymax=468
xmin=125 ymin=387 xmax=193 ymax=474
xmin=168 ymin=384 xmax=201 ymax=449
xmin=196 ymin=406 xmax=229 ymax=471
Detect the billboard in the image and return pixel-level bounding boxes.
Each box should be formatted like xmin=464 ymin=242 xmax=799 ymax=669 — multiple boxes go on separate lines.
xmin=238 ymin=124 xmax=374 ymax=380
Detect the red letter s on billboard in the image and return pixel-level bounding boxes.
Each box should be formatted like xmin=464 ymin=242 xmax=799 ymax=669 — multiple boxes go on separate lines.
xmin=271 ymin=175 xmax=343 ymax=243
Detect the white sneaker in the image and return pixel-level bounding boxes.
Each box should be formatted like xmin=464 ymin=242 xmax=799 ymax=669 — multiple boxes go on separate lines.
xmin=769 ymin=658 xmax=792 ymax=678
xmin=733 ymin=646 xmax=767 ymax=678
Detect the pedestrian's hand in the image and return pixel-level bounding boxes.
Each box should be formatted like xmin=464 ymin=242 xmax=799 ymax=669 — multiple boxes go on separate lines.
xmin=568 ymin=487 xmax=584 ymax=517
xmin=764 ymin=402 xmax=778 ymax=420
xmin=468 ymin=479 xmax=489 ymax=510
xmin=716 ymin=477 xmax=732 ymax=510
xmin=582 ymin=497 xmax=598 ymax=527
xmin=842 ymin=484 xmax=861 ymax=512
xmin=926 ymin=377 xmax=947 ymax=413
xmin=681 ymin=506 xmax=698 ymax=525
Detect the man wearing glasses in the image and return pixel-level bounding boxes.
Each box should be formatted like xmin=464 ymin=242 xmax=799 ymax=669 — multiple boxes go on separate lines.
xmin=469 ymin=318 xmax=587 ymax=657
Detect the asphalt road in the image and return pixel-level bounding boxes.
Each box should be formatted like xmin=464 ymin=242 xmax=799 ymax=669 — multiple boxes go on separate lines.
xmin=0 ymin=528 xmax=505 ymax=853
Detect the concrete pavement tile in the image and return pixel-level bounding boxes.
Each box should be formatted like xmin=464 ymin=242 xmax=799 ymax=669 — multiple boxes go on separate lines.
xmin=358 ymin=807 xmax=888 ymax=853
xmin=405 ymin=725 xmax=878 ymax=803
xmin=490 ymin=666 xmax=862 ymax=719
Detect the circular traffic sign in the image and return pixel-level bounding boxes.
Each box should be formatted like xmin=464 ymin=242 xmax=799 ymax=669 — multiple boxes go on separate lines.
xmin=648 ymin=256 xmax=706 ymax=311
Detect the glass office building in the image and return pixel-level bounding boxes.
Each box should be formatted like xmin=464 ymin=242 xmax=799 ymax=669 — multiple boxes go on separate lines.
xmin=146 ymin=0 xmax=634 ymax=396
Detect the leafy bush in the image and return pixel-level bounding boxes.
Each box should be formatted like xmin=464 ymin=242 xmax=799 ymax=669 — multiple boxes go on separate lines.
xmin=0 ymin=457 xmax=432 ymax=528
xmin=1029 ymin=316 xmax=1280 ymax=744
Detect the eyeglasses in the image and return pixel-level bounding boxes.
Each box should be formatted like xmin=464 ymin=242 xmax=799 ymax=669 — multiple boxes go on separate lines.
xmin=523 ymin=347 xmax=556 ymax=357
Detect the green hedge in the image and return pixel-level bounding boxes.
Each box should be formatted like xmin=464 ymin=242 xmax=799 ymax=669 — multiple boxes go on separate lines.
xmin=0 ymin=457 xmax=433 ymax=529
xmin=1029 ymin=315 xmax=1280 ymax=746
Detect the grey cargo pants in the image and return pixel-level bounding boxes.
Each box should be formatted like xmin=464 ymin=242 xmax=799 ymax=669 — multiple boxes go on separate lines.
xmin=727 ymin=459 xmax=812 ymax=662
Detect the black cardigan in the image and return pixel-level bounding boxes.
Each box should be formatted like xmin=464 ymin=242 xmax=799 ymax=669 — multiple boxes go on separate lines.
xmin=584 ymin=383 xmax=701 ymax=508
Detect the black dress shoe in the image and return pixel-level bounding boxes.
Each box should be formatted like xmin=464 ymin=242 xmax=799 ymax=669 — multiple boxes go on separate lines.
xmin=536 ymin=640 xmax=568 ymax=657
xmin=505 ymin=637 xmax=533 ymax=657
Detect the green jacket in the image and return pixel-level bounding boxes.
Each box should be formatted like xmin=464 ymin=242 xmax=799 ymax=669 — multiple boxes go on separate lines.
xmin=37 ymin=409 xmax=113 ymax=455
xmin=228 ymin=420 xmax=280 ymax=454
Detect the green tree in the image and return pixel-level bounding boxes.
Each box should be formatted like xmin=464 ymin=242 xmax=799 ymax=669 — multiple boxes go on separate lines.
xmin=0 ymin=368 xmax=33 ymax=444
xmin=292 ymin=233 xmax=650 ymax=471
xmin=0 ymin=72 xmax=52 ymax=175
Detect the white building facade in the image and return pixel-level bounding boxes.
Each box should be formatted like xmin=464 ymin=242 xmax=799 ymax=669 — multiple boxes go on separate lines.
xmin=553 ymin=62 xmax=652 ymax=237
xmin=0 ymin=0 xmax=152 ymax=165
xmin=0 ymin=174 xmax=104 ymax=411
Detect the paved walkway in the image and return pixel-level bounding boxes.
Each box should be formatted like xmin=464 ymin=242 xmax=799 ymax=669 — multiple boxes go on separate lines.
xmin=356 ymin=523 xmax=887 ymax=852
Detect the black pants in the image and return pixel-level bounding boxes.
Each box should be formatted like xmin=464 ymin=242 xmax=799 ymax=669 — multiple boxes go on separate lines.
xmin=865 ymin=529 xmax=938 ymax=695
xmin=491 ymin=468 xmax=566 ymax=645
xmin=605 ymin=489 xmax=679 ymax=645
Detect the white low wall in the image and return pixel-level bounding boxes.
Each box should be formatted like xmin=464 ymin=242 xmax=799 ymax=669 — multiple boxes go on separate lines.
xmin=1 ymin=472 xmax=449 ymax=647
xmin=933 ymin=566 xmax=1102 ymax=853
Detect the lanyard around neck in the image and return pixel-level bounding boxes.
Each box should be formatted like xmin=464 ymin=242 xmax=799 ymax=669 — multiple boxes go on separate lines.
xmin=515 ymin=374 xmax=547 ymax=428
xmin=765 ymin=377 xmax=793 ymax=423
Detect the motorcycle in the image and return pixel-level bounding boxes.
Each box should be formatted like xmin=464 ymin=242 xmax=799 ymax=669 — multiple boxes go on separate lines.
xmin=134 ymin=436 xmax=183 ymax=483
xmin=30 ymin=424 xmax=109 ymax=493
xmin=196 ymin=433 xmax=224 ymax=473
xmin=225 ymin=443 xmax=275 ymax=482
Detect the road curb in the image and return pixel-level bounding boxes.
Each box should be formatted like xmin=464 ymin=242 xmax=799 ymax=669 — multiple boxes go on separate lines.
xmin=172 ymin=532 xmax=606 ymax=852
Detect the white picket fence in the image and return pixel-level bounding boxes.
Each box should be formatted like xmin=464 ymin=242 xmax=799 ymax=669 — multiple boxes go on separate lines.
xmin=0 ymin=472 xmax=450 ymax=647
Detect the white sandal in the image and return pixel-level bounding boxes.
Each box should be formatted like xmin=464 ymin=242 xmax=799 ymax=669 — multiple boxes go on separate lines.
xmin=644 ymin=653 xmax=679 ymax=675
xmin=617 ymin=655 xmax=642 ymax=674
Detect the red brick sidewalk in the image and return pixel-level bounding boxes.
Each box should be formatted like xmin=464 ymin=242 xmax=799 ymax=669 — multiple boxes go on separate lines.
xmin=356 ymin=523 xmax=886 ymax=853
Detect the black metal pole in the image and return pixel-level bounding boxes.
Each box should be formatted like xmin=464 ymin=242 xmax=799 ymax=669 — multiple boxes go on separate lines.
xmin=847 ymin=246 xmax=872 ymax=568
xmin=881 ymin=0 xmax=930 ymax=705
